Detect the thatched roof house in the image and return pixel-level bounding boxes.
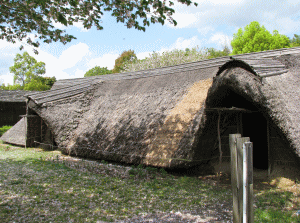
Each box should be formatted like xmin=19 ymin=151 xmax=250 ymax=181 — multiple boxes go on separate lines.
xmin=2 ymin=47 xmax=300 ymax=174
xmin=0 ymin=90 xmax=28 ymax=127
xmin=0 ymin=90 xmax=38 ymax=146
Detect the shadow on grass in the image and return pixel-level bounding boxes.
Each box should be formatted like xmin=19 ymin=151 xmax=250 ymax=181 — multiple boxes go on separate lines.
xmin=0 ymin=156 xmax=233 ymax=223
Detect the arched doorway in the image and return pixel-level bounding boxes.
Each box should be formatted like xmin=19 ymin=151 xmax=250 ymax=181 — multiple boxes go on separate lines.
xmin=204 ymin=86 xmax=270 ymax=172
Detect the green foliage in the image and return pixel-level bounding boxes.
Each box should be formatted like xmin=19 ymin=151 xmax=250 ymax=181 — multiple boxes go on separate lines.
xmin=23 ymin=76 xmax=57 ymax=91
xmin=0 ymin=0 xmax=198 ymax=54
xmin=231 ymin=21 xmax=290 ymax=54
xmin=122 ymin=46 xmax=230 ymax=72
xmin=9 ymin=52 xmax=45 ymax=86
xmin=290 ymin=34 xmax=300 ymax=47
xmin=0 ymin=126 xmax=12 ymax=136
xmin=113 ymin=50 xmax=137 ymax=73
xmin=2 ymin=52 xmax=56 ymax=91
xmin=0 ymin=84 xmax=23 ymax=90
xmin=206 ymin=46 xmax=231 ymax=59
xmin=84 ymin=66 xmax=112 ymax=77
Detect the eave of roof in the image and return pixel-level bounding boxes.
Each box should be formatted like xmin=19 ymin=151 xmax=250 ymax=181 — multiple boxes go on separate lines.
xmin=0 ymin=90 xmax=38 ymax=102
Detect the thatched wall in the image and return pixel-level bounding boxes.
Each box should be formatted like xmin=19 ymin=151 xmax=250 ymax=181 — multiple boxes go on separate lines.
xmin=0 ymin=117 xmax=26 ymax=146
xmin=0 ymin=90 xmax=38 ymax=127
xmin=29 ymin=67 xmax=217 ymax=168
xmin=0 ymin=102 xmax=26 ymax=126
xmin=200 ymin=65 xmax=300 ymax=169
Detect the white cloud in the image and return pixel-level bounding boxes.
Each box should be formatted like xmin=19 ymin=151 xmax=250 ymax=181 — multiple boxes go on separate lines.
xmin=87 ymin=52 xmax=119 ymax=70
xmin=52 ymin=20 xmax=67 ymax=29
xmin=169 ymin=13 xmax=198 ymax=28
xmin=264 ymin=17 xmax=300 ymax=35
xmin=22 ymin=42 xmax=91 ymax=80
xmin=136 ymin=52 xmax=152 ymax=60
xmin=168 ymin=0 xmax=300 ymax=36
xmin=169 ymin=36 xmax=202 ymax=50
xmin=52 ymin=19 xmax=89 ymax=32
xmin=135 ymin=36 xmax=202 ymax=60
xmin=208 ymin=33 xmax=232 ymax=49
xmin=0 ymin=74 xmax=14 ymax=85
xmin=206 ymin=0 xmax=245 ymax=5
xmin=197 ymin=26 xmax=215 ymax=35
xmin=73 ymin=22 xmax=89 ymax=32
xmin=58 ymin=43 xmax=90 ymax=69
xmin=73 ymin=69 xmax=86 ymax=78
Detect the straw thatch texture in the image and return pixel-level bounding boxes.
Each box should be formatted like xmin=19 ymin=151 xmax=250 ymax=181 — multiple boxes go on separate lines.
xmin=24 ymin=47 xmax=300 ymax=169
xmin=201 ymin=60 xmax=300 ymax=166
xmin=0 ymin=90 xmax=32 ymax=102
xmin=0 ymin=117 xmax=26 ymax=146
xmin=29 ymin=67 xmax=217 ymax=168
xmin=0 ymin=90 xmax=39 ymax=127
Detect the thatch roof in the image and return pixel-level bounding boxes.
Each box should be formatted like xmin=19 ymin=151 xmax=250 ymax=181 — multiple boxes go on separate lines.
xmin=5 ymin=47 xmax=300 ymax=169
xmin=0 ymin=90 xmax=38 ymax=102
xmin=0 ymin=117 xmax=26 ymax=146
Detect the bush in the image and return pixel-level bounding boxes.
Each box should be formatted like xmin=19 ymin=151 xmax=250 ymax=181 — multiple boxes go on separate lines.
xmin=122 ymin=46 xmax=231 ymax=73
xmin=0 ymin=126 xmax=12 ymax=136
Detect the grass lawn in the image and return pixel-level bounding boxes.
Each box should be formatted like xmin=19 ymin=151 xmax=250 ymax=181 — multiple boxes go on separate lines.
xmin=0 ymin=144 xmax=299 ymax=222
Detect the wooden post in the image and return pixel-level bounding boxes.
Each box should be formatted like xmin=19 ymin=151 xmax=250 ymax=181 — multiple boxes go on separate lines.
xmin=267 ymin=119 xmax=272 ymax=177
xmin=41 ymin=118 xmax=43 ymax=143
xmin=24 ymin=115 xmax=27 ymax=149
xmin=243 ymin=142 xmax=253 ymax=223
xmin=230 ymin=134 xmax=252 ymax=223
xmin=217 ymin=110 xmax=223 ymax=186
xmin=237 ymin=137 xmax=250 ymax=223
xmin=230 ymin=134 xmax=241 ymax=223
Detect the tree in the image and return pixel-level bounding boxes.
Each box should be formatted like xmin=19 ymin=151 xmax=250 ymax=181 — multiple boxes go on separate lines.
xmin=3 ymin=52 xmax=56 ymax=91
xmin=24 ymin=76 xmax=57 ymax=91
xmin=0 ymin=83 xmax=23 ymax=90
xmin=206 ymin=46 xmax=231 ymax=59
xmin=0 ymin=76 xmax=56 ymax=91
xmin=84 ymin=66 xmax=112 ymax=77
xmin=231 ymin=21 xmax=290 ymax=55
xmin=0 ymin=0 xmax=198 ymax=54
xmin=122 ymin=47 xmax=211 ymax=72
xmin=290 ymin=34 xmax=300 ymax=47
xmin=9 ymin=52 xmax=46 ymax=86
xmin=113 ymin=50 xmax=137 ymax=73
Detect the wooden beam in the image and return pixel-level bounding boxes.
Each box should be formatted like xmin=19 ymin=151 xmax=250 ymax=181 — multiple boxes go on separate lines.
xmin=217 ymin=110 xmax=223 ymax=186
xmin=206 ymin=107 xmax=258 ymax=113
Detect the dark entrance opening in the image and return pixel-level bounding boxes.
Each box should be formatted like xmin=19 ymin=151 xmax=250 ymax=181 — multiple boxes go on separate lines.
xmin=242 ymin=112 xmax=268 ymax=169
xmin=206 ymin=87 xmax=270 ymax=170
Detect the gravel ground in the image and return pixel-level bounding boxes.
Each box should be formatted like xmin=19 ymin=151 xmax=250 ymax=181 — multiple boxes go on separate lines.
xmin=116 ymin=204 xmax=232 ymax=222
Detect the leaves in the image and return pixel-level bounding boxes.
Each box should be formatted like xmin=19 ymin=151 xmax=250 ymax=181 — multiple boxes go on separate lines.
xmin=113 ymin=50 xmax=137 ymax=73
xmin=290 ymin=34 xmax=300 ymax=47
xmin=2 ymin=51 xmax=56 ymax=91
xmin=231 ymin=21 xmax=290 ymax=55
xmin=84 ymin=66 xmax=112 ymax=77
xmin=122 ymin=46 xmax=231 ymax=72
xmin=0 ymin=0 xmax=198 ymax=53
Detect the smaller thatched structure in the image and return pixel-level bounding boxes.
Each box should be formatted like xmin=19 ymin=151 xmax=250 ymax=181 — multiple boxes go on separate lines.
xmin=0 ymin=90 xmax=39 ymax=146
xmin=0 ymin=90 xmax=26 ymax=126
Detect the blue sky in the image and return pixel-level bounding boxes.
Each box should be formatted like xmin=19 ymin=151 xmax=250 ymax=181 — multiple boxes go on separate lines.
xmin=1 ymin=0 xmax=299 ymax=85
